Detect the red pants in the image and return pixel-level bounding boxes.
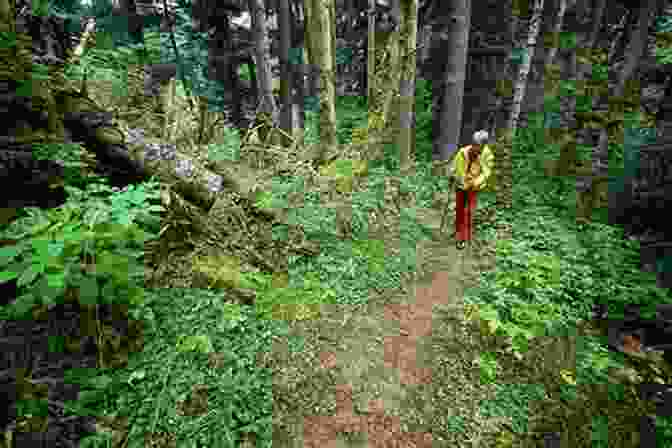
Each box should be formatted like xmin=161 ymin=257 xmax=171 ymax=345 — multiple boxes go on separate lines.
xmin=455 ymin=189 xmax=478 ymax=242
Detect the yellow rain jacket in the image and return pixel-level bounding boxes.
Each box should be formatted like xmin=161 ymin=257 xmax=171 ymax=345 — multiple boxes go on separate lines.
xmin=450 ymin=144 xmax=494 ymax=191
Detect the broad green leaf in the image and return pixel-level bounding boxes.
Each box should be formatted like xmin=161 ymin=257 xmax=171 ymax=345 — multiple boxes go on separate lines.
xmin=175 ymin=334 xmax=214 ymax=354
xmin=46 ymin=272 xmax=65 ymax=289
xmin=0 ymin=244 xmax=23 ymax=265
xmin=146 ymin=205 xmax=165 ymax=212
xmin=17 ymin=263 xmax=45 ymax=287
xmin=0 ymin=270 xmax=19 ymax=282
xmin=127 ymin=287 xmax=144 ymax=305
xmin=31 ymin=238 xmax=51 ymax=260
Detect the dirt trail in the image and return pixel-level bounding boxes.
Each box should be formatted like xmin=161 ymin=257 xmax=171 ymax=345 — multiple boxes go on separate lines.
xmin=262 ymin=207 xmax=500 ymax=447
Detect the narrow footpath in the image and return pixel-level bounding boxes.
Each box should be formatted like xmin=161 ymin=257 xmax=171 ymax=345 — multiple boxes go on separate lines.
xmin=260 ymin=206 xmax=506 ymax=447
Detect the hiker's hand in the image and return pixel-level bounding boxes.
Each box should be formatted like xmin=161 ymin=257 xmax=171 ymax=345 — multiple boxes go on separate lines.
xmin=464 ymin=176 xmax=473 ymax=190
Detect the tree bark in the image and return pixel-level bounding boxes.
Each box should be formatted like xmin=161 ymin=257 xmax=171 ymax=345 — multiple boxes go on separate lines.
xmin=586 ymin=0 xmax=606 ymax=50
xmin=328 ymin=0 xmax=337 ymax=88
xmin=278 ymin=0 xmax=293 ymax=146
xmin=396 ymin=0 xmax=419 ymax=172
xmin=542 ymin=0 xmax=567 ymax=69
xmin=490 ymin=0 xmax=521 ymax=141
xmin=606 ymin=11 xmax=630 ymax=63
xmin=305 ymin=0 xmax=337 ymax=160
xmin=288 ymin=0 xmax=306 ymax=133
xmin=303 ymin=0 xmax=321 ymax=99
xmin=433 ymin=0 xmax=471 ymax=161
xmin=249 ymin=0 xmax=278 ymax=142
xmin=498 ymin=0 xmax=545 ymax=212
xmin=367 ymin=0 xmax=376 ymax=102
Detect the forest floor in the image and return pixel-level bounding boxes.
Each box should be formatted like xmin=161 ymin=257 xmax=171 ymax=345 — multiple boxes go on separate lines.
xmin=260 ymin=205 xmax=509 ymax=447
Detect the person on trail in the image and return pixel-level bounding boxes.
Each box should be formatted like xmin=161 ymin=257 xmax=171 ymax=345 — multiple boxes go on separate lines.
xmin=450 ymin=130 xmax=494 ymax=250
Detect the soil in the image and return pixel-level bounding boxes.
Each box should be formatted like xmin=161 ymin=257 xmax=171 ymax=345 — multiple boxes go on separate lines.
xmin=258 ymin=205 xmax=507 ymax=447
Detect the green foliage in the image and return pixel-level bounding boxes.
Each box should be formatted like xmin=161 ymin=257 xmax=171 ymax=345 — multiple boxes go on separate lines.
xmin=479 ymin=383 xmax=547 ymax=434
xmin=414 ymin=78 xmax=434 ymax=163
xmin=656 ymin=416 xmax=672 ymax=445
xmin=0 ymin=180 xmax=163 ymax=320
xmin=335 ymin=96 xmax=368 ymax=144
xmin=33 ymin=47 xmax=671 ymax=447
xmin=207 ymin=128 xmax=241 ymax=162
xmin=239 ymin=270 xmax=337 ymax=322
xmin=335 ymin=46 xmax=353 ymax=66
xmin=32 ymin=141 xmax=106 ymax=190
xmin=474 ymin=351 xmax=500 ymax=384
xmin=655 ymin=11 xmax=672 ymax=63
xmin=237 ymin=64 xmax=252 ymax=81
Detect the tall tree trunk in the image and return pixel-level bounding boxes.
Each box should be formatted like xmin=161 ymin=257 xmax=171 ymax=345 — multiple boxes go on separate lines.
xmin=249 ymin=0 xmax=278 ymax=142
xmin=433 ymin=0 xmax=471 ymax=161
xmin=491 ymin=0 xmax=521 ymax=141
xmin=367 ymin=0 xmax=376 ymax=104
xmin=303 ymin=0 xmax=318 ymax=99
xmin=606 ymin=11 xmax=630 ymax=63
xmin=396 ymin=0 xmax=418 ymax=172
xmin=305 ymin=0 xmax=337 ymax=160
xmin=365 ymin=0 xmax=402 ymax=161
xmin=278 ymin=0 xmax=293 ymax=146
xmin=586 ymin=0 xmax=606 ymax=49
xmin=497 ymin=0 xmax=545 ymax=215
xmin=328 ymin=0 xmax=337 ymax=87
xmin=577 ymin=0 xmax=656 ymax=223
xmin=542 ymin=0 xmax=567 ymax=69
xmin=288 ymin=0 xmax=306 ymax=135
xmin=382 ymin=0 xmax=403 ymax=127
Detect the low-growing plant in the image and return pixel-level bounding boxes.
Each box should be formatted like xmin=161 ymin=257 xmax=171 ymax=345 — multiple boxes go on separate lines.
xmin=0 ymin=180 xmax=164 ymax=321
xmin=238 ymin=270 xmax=337 ymax=322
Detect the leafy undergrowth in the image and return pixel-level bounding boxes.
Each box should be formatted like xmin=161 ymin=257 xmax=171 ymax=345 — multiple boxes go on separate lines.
xmin=3 ymin=67 xmax=672 ymax=446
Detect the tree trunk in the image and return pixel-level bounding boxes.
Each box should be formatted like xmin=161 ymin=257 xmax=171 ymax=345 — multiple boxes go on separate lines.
xmin=278 ymin=0 xmax=293 ymax=147
xmin=490 ymin=0 xmax=521 ymax=141
xmin=498 ymin=0 xmax=545 ymax=212
xmin=381 ymin=0 xmax=402 ymax=130
xmin=249 ymin=0 xmax=278 ymax=142
xmin=606 ymin=11 xmax=630 ymax=63
xmin=396 ymin=0 xmax=419 ymax=172
xmin=542 ymin=0 xmax=567 ymax=69
xmin=306 ymin=0 xmax=337 ymax=161
xmin=367 ymin=0 xmax=376 ymax=103
xmin=328 ymin=0 xmax=337 ymax=88
xmin=577 ymin=0 xmax=656 ymax=224
xmin=586 ymin=0 xmax=606 ymax=49
xmin=289 ymin=0 xmax=306 ymax=133
xmin=433 ymin=0 xmax=471 ymax=161
xmin=303 ymin=1 xmax=321 ymax=99
xmin=362 ymin=0 xmax=403 ymax=164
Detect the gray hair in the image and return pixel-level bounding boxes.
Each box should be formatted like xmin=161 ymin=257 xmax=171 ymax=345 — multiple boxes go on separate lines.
xmin=473 ymin=130 xmax=489 ymax=145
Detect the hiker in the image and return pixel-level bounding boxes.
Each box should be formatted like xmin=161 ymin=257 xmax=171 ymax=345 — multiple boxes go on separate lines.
xmin=450 ymin=130 xmax=494 ymax=250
